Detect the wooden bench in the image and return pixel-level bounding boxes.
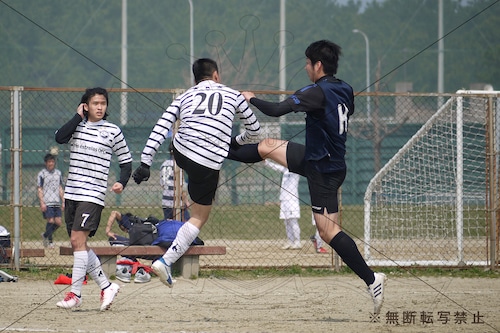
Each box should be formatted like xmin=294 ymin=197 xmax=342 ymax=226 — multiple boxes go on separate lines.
xmin=3 ymin=248 xmax=45 ymax=259
xmin=59 ymin=245 xmax=226 ymax=279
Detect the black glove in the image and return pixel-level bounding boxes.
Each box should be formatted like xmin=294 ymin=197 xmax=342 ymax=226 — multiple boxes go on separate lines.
xmin=230 ymin=136 xmax=242 ymax=151
xmin=132 ymin=163 xmax=150 ymax=184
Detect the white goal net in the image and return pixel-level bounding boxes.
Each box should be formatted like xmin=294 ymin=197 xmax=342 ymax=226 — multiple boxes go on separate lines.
xmin=363 ymin=90 xmax=500 ymax=267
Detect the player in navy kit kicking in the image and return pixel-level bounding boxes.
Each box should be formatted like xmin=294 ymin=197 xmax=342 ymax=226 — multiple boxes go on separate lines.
xmin=228 ymin=39 xmax=387 ymax=315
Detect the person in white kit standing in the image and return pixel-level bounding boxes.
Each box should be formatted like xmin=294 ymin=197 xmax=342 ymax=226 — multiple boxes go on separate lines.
xmin=132 ymin=58 xmax=261 ymax=288
xmin=265 ymin=160 xmax=302 ymax=249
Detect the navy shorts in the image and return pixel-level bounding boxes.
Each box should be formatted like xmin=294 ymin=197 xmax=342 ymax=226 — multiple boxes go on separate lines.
xmin=173 ymin=147 xmax=219 ymax=206
xmin=42 ymin=206 xmax=62 ymax=219
xmin=64 ymin=200 xmax=103 ymax=237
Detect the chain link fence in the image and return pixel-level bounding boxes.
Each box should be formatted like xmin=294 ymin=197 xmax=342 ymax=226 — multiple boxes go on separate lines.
xmin=0 ymin=87 xmax=498 ymax=271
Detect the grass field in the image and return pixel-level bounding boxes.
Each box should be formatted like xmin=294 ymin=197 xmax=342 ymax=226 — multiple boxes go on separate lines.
xmin=0 ymin=204 xmax=367 ymax=242
xmin=1 ymin=202 xmax=493 ymax=269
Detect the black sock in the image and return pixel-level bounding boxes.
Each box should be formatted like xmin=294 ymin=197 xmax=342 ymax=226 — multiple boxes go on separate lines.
xmin=329 ymin=231 xmax=375 ymax=285
xmin=227 ymin=143 xmax=263 ymax=163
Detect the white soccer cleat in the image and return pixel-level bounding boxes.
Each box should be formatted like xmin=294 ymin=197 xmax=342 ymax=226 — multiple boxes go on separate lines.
xmin=152 ymin=258 xmax=173 ymax=288
xmin=100 ymin=282 xmax=120 ymax=311
xmin=368 ymin=272 xmax=387 ymax=315
xmin=56 ymin=292 xmax=82 ymax=309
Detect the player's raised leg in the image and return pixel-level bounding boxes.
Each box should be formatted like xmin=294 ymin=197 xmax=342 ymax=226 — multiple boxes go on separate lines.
xmin=257 ymin=138 xmax=289 ymax=167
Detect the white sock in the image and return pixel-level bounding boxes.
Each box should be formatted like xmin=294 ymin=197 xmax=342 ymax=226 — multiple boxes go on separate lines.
xmin=70 ymin=251 xmax=88 ymax=296
xmin=315 ymin=229 xmax=323 ymax=248
xmin=162 ymin=222 xmax=200 ymax=265
xmin=87 ymin=249 xmax=110 ymax=289
xmin=283 ymin=218 xmax=294 ymax=244
xmin=289 ymin=218 xmax=301 ymax=244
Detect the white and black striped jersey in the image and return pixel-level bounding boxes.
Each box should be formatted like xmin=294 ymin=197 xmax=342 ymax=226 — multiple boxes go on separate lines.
xmin=62 ymin=119 xmax=132 ymax=206
xmin=37 ymin=168 xmax=64 ymax=207
xmin=141 ymin=80 xmax=261 ymax=170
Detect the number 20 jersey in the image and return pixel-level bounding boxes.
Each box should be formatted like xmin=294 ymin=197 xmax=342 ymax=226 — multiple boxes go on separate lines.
xmin=141 ymin=80 xmax=261 ymax=170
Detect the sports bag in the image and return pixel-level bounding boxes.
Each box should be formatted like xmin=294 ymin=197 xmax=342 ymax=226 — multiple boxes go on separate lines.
xmin=151 ymin=220 xmax=204 ymax=248
xmin=128 ymin=216 xmax=158 ymax=246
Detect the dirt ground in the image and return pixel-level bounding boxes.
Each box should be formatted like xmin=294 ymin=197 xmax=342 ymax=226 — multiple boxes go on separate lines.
xmin=0 ymin=274 xmax=499 ymax=333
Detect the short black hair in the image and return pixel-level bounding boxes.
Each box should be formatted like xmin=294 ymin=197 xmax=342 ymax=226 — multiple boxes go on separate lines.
xmin=44 ymin=153 xmax=55 ymax=162
xmin=305 ymin=40 xmax=342 ymax=75
xmin=192 ymin=58 xmax=218 ymax=84
xmin=80 ymin=87 xmax=109 ymax=120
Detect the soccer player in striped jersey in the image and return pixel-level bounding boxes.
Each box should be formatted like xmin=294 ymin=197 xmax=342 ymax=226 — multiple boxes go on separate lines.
xmin=229 ymin=40 xmax=387 ymax=315
xmin=55 ymin=87 xmax=133 ymax=311
xmin=133 ymin=58 xmax=261 ymax=288
xmin=37 ymin=153 xmax=64 ymax=248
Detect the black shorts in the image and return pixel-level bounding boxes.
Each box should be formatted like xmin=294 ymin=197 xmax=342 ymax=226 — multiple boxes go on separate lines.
xmin=173 ymin=147 xmax=219 ymax=206
xmin=286 ymin=141 xmax=346 ymax=214
xmin=306 ymin=166 xmax=346 ymax=214
xmin=64 ymin=200 xmax=103 ymax=237
xmin=286 ymin=141 xmax=307 ymax=177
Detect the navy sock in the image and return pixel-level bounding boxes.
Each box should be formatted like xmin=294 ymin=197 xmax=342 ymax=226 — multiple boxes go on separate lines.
xmin=46 ymin=224 xmax=59 ymax=242
xmin=227 ymin=143 xmax=262 ymax=163
xmin=329 ymin=231 xmax=375 ymax=285
xmin=43 ymin=223 xmax=52 ymax=238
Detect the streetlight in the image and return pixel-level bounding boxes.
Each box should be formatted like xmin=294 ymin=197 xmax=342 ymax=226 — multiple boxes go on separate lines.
xmin=121 ymin=0 xmax=128 ymax=126
xmin=279 ymin=0 xmax=286 ymax=99
xmin=279 ymin=0 xmax=287 ymax=123
xmin=188 ymin=0 xmax=194 ymax=84
xmin=352 ymin=29 xmax=371 ymax=121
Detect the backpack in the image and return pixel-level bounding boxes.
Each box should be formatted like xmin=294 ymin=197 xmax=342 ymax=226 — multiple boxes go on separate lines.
xmin=0 ymin=226 xmax=11 ymax=264
xmin=128 ymin=216 xmax=159 ymax=246
xmin=151 ymin=220 xmax=204 ymax=248
xmin=0 ymin=226 xmax=10 ymax=247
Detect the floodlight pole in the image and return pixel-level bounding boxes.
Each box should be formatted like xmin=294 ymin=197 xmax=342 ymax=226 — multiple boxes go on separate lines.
xmin=353 ymin=29 xmax=371 ymax=122
xmin=188 ymin=0 xmax=194 ymax=84
xmin=120 ymin=0 xmax=128 ymax=126
xmin=438 ymin=0 xmax=444 ymax=107
xmin=279 ymin=0 xmax=286 ymax=100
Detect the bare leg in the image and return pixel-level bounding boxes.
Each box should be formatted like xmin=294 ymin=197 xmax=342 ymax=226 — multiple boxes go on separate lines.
xmin=185 ymin=202 xmax=212 ymax=230
xmin=313 ymin=211 xmax=341 ymax=243
xmin=258 ymin=138 xmax=289 ymax=167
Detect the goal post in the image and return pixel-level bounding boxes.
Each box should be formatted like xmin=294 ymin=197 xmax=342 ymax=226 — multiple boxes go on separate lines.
xmin=363 ymin=90 xmax=499 ymax=267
